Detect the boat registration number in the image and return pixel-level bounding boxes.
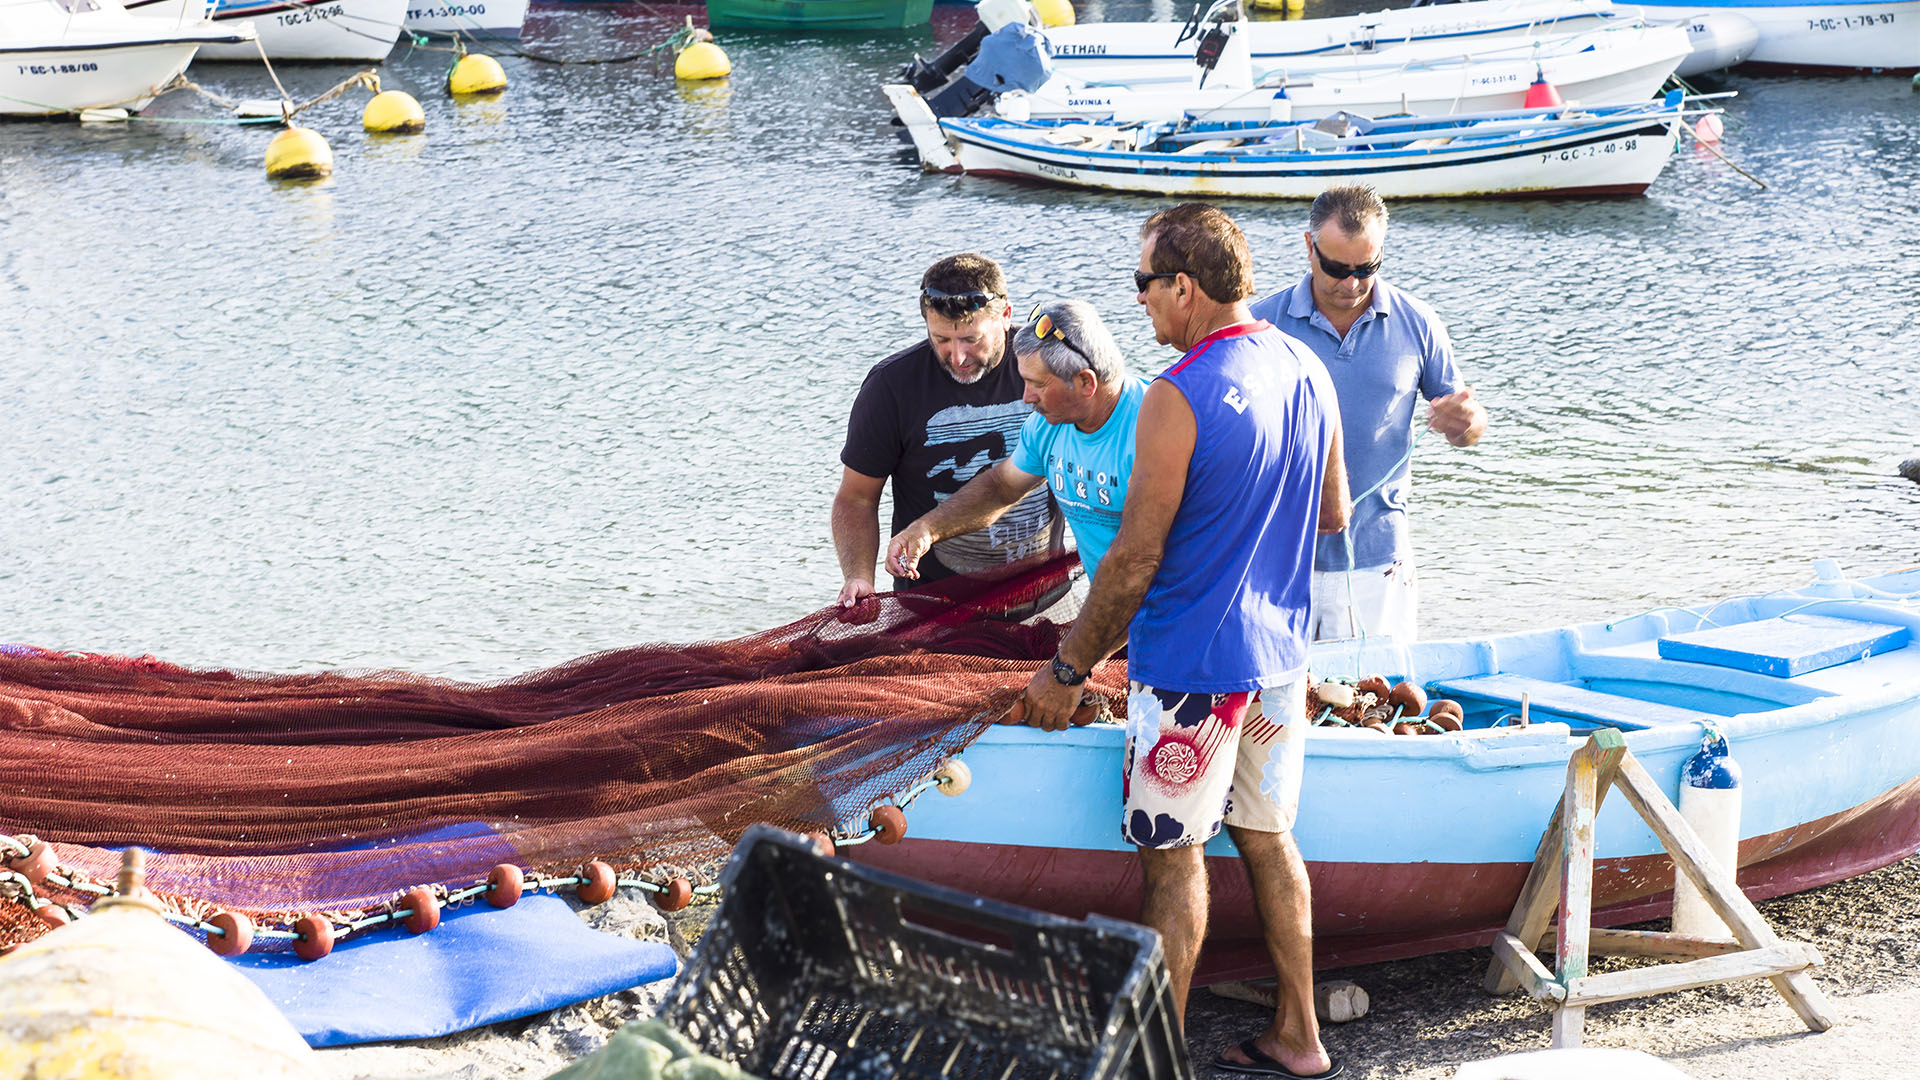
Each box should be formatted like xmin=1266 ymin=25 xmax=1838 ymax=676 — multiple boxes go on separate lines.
xmin=14 ymin=62 xmax=101 ymax=75
xmin=1807 ymin=13 xmax=1895 ymax=31
xmin=1540 ymin=137 xmax=1638 ymax=164
xmin=277 ymin=3 xmax=344 ymax=24
xmin=408 ymin=3 xmax=488 ymax=16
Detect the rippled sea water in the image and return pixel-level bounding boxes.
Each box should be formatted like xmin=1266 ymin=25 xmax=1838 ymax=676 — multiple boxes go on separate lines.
xmin=1 ymin=1 xmax=1915 ymax=679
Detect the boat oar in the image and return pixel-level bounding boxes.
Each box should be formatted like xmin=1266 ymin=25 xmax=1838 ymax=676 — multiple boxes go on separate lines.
xmin=1677 ymin=116 xmax=1765 ymax=190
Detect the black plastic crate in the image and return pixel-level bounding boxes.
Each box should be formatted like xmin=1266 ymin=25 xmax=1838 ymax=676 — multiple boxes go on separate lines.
xmin=658 ymin=824 xmax=1194 ymax=1080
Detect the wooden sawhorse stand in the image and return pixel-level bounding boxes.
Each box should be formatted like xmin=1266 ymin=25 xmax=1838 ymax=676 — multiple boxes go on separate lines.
xmin=1483 ymin=729 xmax=1834 ymax=1048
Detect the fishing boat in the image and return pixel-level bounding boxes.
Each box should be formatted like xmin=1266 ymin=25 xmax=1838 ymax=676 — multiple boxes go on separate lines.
xmin=1 ymin=0 xmax=253 ymax=117
xmin=885 ymin=84 xmax=1696 ymax=199
xmin=848 ymin=563 xmax=1920 ymax=981
xmin=180 ymin=0 xmax=408 ymax=61
xmin=707 ymin=0 xmax=934 ymax=30
xmin=947 ymin=19 xmax=1692 ymax=128
xmin=1038 ymin=0 xmax=1751 ymax=81
xmin=400 ymin=0 xmax=528 ymax=41
xmin=1628 ymin=0 xmax=1918 ymax=70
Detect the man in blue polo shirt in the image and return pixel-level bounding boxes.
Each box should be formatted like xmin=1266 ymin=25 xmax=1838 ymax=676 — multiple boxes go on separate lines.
xmin=886 ymin=299 xmax=1146 ymax=583
xmin=1250 ymin=184 xmax=1489 ymax=643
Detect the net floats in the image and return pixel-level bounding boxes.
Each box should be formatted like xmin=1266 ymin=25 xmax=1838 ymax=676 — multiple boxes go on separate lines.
xmin=869 ymin=804 xmax=908 ymax=844
xmin=1310 ymin=676 xmax=1465 ymax=735
xmin=263 ymin=125 xmax=332 ymax=181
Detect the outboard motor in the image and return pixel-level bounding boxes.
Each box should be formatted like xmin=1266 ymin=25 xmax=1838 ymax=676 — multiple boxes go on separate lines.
xmin=898 ymin=0 xmax=1036 ymax=93
xmin=921 ymin=21 xmax=1055 ymax=119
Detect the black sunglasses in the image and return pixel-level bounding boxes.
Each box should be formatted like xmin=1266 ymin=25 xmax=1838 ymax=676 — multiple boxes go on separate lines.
xmin=1133 ymin=270 xmax=1180 ymax=294
xmin=922 ymin=285 xmax=1001 ymax=320
xmin=1026 ymin=303 xmax=1091 ymax=364
xmin=1311 ymin=241 xmax=1383 ymax=281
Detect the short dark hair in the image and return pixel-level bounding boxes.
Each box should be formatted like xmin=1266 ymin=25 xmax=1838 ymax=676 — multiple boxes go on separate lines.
xmin=1139 ymin=203 xmax=1254 ymax=304
xmin=1309 ymin=185 xmax=1389 ymax=241
xmin=919 ymin=253 xmax=1007 ymax=315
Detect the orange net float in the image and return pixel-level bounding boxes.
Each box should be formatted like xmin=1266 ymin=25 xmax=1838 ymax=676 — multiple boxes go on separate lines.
xmin=1428 ymin=700 xmax=1465 ymax=732
xmin=805 ymin=832 xmax=836 ymax=857
xmin=293 ymin=914 xmax=334 ymax=961
xmin=34 ymin=902 xmax=70 ymax=929
xmin=403 ymin=886 xmax=440 ymax=934
xmin=3 ymin=839 xmax=56 ymax=887
xmin=206 ymin=910 xmax=255 ymax=956
xmin=577 ymin=860 xmax=617 ymax=905
xmin=1356 ymin=675 xmax=1391 ymax=700
xmin=1387 ymin=682 xmax=1427 ymax=720
xmin=655 ymin=877 xmax=694 ymax=913
xmin=486 ymin=864 xmax=524 ymax=909
xmin=869 ymin=805 xmax=907 ymax=845
xmin=1391 ymin=721 xmax=1420 ymax=736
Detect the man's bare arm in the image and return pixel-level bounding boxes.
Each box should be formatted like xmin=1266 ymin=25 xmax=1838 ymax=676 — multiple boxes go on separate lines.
xmin=1319 ymin=425 xmax=1351 ymax=535
xmin=831 ymin=468 xmax=887 ymax=607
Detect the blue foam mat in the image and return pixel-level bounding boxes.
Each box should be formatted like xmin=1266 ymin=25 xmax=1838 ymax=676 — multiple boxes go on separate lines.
xmin=231 ymin=893 xmax=678 ymax=1047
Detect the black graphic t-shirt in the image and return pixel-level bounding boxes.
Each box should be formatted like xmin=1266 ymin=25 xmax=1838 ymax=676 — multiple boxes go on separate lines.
xmin=842 ymin=335 xmax=1060 ymax=589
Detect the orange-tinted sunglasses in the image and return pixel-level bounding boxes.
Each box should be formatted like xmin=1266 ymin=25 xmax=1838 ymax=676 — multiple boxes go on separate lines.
xmin=1027 ymin=304 xmax=1091 ymax=364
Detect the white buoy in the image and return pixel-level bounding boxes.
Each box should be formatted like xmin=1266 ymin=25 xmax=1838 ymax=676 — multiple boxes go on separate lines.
xmin=1673 ymin=729 xmax=1742 ymax=939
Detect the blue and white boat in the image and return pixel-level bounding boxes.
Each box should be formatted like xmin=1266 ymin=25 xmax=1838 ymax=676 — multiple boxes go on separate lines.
xmin=849 ymin=563 xmax=1920 ymax=981
xmin=1628 ymin=0 xmax=1918 ymax=69
xmin=886 ymin=84 xmax=1701 ymax=199
xmin=171 ymin=0 xmax=408 ymax=61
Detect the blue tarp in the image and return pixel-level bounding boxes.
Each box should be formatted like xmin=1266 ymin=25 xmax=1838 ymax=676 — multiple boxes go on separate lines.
xmin=231 ymin=893 xmax=678 ymax=1047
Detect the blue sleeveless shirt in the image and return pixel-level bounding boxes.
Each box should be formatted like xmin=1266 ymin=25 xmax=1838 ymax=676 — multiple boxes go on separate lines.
xmin=1128 ymin=322 xmax=1338 ymax=693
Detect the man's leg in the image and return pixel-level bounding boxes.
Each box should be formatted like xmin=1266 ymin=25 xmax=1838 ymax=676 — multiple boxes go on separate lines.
xmin=1221 ymin=826 xmax=1332 ymax=1076
xmin=1137 ymin=843 xmax=1208 ymax=1023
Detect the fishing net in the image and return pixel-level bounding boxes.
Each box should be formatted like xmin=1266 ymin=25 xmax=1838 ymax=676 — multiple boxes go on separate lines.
xmin=0 ymin=554 xmax=1122 ymax=953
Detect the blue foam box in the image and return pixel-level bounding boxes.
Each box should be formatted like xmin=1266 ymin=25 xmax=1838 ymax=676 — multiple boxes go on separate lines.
xmin=1656 ymin=614 xmax=1911 ymax=678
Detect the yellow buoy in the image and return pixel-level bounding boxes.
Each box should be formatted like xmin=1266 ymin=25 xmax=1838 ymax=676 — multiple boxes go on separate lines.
xmin=264 ymin=125 xmax=333 ymax=181
xmin=362 ymin=89 xmax=425 ymax=134
xmin=1287 ymin=0 xmax=1305 ymax=12
xmin=675 ymin=40 xmax=732 ymax=81
xmin=448 ymin=53 xmax=508 ymax=96
xmin=1032 ymin=0 xmax=1075 ymax=27
xmin=0 ymin=850 xmax=323 ymax=1079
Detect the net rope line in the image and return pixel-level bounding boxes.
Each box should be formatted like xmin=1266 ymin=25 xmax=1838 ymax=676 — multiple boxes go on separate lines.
xmin=0 ymin=554 xmax=1115 ymax=956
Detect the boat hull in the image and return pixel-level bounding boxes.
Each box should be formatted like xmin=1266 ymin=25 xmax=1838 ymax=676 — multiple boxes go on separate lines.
xmin=706 ymin=0 xmax=934 ymax=30
xmin=847 ymin=584 xmax=1920 ymax=981
xmin=1633 ymin=0 xmax=1919 ymax=70
xmin=199 ymin=0 xmax=406 ymax=61
xmin=401 ymin=0 xmax=527 ymax=40
xmin=938 ymin=115 xmax=1680 ymax=199
xmin=0 ymin=40 xmax=203 ymax=116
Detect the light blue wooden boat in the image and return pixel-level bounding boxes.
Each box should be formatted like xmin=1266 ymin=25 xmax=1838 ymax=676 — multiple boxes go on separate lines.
xmin=850 ymin=562 xmax=1920 ymax=981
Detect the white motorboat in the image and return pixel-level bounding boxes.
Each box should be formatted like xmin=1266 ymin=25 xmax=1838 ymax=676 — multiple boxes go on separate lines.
xmin=995 ymin=21 xmax=1692 ymax=125
xmin=1631 ymin=0 xmax=1916 ymax=70
xmin=162 ymin=0 xmax=408 ymax=61
xmin=886 ymin=82 xmax=1698 ymax=199
xmin=1 ymin=0 xmax=253 ymax=117
xmin=399 ymin=0 xmax=527 ymax=41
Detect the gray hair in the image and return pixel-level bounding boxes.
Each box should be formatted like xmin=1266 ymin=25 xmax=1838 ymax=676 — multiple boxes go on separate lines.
xmin=1308 ymin=184 xmax=1389 ymax=242
xmin=1013 ymin=299 xmax=1125 ymax=385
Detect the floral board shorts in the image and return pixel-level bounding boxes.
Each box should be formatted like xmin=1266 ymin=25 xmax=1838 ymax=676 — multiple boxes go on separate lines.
xmin=1121 ymin=678 xmax=1307 ymax=849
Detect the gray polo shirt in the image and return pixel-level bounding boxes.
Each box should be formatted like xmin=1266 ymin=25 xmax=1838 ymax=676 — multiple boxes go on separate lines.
xmin=1249 ymin=274 xmax=1463 ymax=572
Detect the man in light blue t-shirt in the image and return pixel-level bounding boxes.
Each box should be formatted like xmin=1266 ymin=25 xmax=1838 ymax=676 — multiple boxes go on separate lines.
xmin=886 ymin=299 xmax=1146 ymax=583
xmin=1249 ymin=184 xmax=1489 ymax=642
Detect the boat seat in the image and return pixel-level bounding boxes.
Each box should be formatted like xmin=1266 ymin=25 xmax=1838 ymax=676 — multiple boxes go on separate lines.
xmin=1426 ymin=673 xmax=1716 ymax=732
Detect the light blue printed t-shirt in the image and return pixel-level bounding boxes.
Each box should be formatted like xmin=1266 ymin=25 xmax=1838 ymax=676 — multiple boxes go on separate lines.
xmin=1249 ymin=274 xmax=1463 ymax=573
xmin=1011 ymin=375 xmax=1148 ymax=579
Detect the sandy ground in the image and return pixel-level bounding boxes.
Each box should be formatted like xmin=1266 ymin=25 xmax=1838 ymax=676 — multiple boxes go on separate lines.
xmin=314 ymin=854 xmax=1920 ymax=1080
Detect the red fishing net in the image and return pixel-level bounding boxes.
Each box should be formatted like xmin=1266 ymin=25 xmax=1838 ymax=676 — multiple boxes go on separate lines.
xmin=0 ymin=555 xmax=1123 ymax=953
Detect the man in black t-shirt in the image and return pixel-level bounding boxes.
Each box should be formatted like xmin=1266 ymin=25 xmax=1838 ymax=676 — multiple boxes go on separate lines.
xmin=832 ymin=254 xmax=1061 ymax=608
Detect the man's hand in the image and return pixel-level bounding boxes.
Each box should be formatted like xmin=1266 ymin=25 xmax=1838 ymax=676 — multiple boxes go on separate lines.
xmin=837 ymin=577 xmax=875 ymax=608
xmin=1022 ymin=666 xmax=1084 ymax=732
xmin=886 ymin=524 xmax=934 ymax=581
xmin=1428 ymin=387 xmax=1487 ymax=447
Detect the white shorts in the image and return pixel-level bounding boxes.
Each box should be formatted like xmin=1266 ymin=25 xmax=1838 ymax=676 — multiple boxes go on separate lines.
xmin=1310 ymin=560 xmax=1418 ymax=643
xmin=1121 ymin=679 xmax=1307 ymax=848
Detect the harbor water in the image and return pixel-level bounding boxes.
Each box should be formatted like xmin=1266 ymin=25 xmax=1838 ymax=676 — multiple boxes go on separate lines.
xmin=0 ymin=1 xmax=1915 ymax=680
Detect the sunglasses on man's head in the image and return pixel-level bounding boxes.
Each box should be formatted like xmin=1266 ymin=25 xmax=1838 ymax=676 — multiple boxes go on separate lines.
xmin=1027 ymin=303 xmax=1090 ymax=364
xmin=922 ymin=285 xmax=1001 ymax=319
xmin=1311 ymin=241 xmax=1383 ymax=281
xmin=1133 ymin=270 xmax=1180 ymax=294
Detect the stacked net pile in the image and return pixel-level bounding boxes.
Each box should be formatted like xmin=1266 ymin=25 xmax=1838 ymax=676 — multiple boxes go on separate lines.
xmin=0 ymin=555 xmax=1123 ymax=951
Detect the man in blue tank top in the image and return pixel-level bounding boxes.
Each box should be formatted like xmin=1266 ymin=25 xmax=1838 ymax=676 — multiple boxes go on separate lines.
xmin=1020 ymin=206 xmax=1351 ymax=1079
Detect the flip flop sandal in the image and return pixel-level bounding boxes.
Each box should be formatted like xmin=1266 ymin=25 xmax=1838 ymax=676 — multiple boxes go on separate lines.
xmin=1212 ymin=1037 xmax=1344 ymax=1080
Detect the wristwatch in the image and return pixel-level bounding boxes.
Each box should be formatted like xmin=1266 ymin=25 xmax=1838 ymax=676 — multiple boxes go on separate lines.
xmin=1049 ymin=652 xmax=1089 ymax=687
